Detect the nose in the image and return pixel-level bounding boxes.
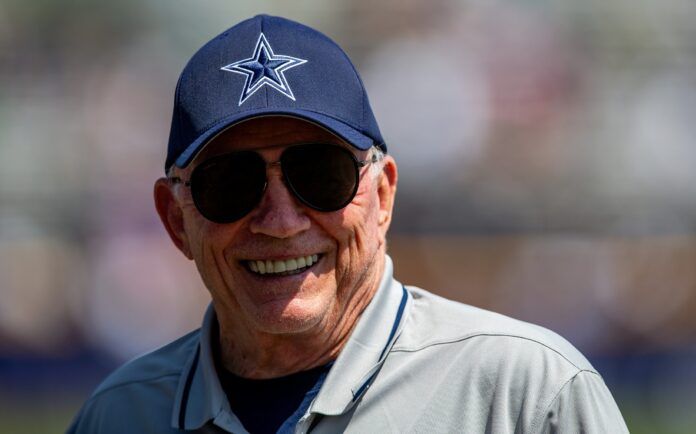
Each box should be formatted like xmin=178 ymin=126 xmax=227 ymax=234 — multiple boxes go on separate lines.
xmin=248 ymin=169 xmax=311 ymax=238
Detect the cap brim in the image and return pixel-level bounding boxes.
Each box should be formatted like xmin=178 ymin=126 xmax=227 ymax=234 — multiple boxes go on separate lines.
xmin=174 ymin=108 xmax=376 ymax=168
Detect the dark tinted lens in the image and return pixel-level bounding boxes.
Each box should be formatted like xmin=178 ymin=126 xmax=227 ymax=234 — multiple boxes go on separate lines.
xmin=190 ymin=152 xmax=266 ymax=223
xmin=281 ymin=144 xmax=359 ymax=211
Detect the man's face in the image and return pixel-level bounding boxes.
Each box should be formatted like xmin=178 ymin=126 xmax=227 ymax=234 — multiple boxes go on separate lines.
xmin=157 ymin=117 xmax=397 ymax=337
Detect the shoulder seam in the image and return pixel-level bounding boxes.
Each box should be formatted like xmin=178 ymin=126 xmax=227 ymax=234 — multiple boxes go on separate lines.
xmin=90 ymin=372 xmax=181 ymax=401
xmin=392 ymin=333 xmax=594 ymax=372
xmin=529 ymin=369 xmax=600 ymax=433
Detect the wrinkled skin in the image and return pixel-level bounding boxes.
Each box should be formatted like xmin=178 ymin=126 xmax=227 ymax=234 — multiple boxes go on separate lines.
xmin=154 ymin=117 xmax=397 ymax=378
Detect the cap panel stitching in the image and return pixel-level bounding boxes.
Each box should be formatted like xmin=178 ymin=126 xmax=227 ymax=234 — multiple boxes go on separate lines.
xmin=166 ymin=74 xmax=185 ymax=171
xmin=260 ymin=15 xmax=269 ymax=107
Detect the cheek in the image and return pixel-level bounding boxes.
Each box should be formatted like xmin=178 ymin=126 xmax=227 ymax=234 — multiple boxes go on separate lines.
xmin=324 ymin=185 xmax=383 ymax=262
xmin=181 ymin=208 xmax=244 ymax=286
xmin=352 ymin=183 xmax=383 ymax=239
xmin=321 ymin=184 xmax=380 ymax=236
xmin=181 ymin=207 xmax=210 ymax=251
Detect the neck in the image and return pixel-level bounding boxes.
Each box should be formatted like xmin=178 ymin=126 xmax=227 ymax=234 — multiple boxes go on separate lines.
xmin=216 ymin=254 xmax=385 ymax=379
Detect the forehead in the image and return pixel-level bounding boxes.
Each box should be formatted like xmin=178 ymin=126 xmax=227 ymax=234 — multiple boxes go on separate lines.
xmin=193 ymin=116 xmax=350 ymax=163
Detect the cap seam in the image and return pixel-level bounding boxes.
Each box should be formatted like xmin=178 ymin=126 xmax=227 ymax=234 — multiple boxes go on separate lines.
xmin=260 ymin=15 xmax=269 ymax=107
xmin=332 ymin=44 xmax=366 ymax=127
xmin=167 ymin=74 xmax=185 ymax=171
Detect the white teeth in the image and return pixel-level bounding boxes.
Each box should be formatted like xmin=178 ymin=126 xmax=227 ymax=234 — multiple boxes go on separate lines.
xmin=248 ymin=255 xmax=321 ymax=275
xmin=286 ymin=258 xmax=298 ymax=271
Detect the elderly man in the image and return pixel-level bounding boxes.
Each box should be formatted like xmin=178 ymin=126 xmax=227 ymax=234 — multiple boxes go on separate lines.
xmin=68 ymin=15 xmax=628 ymax=434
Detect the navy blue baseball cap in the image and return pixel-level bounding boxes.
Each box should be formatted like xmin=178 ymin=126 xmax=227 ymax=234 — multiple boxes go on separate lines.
xmin=165 ymin=14 xmax=386 ymax=172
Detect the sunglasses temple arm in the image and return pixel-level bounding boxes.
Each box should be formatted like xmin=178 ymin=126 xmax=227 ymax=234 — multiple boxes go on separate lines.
xmin=168 ymin=176 xmax=192 ymax=187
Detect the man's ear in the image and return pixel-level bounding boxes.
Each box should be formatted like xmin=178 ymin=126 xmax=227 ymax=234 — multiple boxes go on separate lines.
xmin=154 ymin=178 xmax=193 ymax=259
xmin=377 ymin=155 xmax=398 ymax=233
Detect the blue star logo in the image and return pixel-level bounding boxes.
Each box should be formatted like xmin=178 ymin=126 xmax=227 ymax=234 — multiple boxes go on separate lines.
xmin=221 ymin=33 xmax=308 ymax=106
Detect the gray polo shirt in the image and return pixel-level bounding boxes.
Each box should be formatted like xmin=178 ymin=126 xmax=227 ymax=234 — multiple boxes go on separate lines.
xmin=67 ymin=256 xmax=628 ymax=433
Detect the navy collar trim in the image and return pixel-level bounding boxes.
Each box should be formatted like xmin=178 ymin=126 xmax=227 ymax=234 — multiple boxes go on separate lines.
xmin=351 ymin=285 xmax=408 ymax=402
xmin=177 ymin=344 xmax=200 ymax=429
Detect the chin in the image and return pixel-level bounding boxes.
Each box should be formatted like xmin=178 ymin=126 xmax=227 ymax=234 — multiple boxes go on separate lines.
xmin=251 ymin=297 xmax=330 ymax=335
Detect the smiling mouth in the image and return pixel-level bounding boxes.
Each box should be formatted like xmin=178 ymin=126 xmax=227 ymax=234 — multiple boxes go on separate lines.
xmin=245 ymin=254 xmax=321 ymax=276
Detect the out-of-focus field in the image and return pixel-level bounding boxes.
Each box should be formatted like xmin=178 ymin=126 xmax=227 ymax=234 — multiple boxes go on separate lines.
xmin=1 ymin=398 xmax=84 ymax=434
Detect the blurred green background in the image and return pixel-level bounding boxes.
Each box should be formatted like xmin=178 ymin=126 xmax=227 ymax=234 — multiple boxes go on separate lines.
xmin=1 ymin=0 xmax=695 ymax=432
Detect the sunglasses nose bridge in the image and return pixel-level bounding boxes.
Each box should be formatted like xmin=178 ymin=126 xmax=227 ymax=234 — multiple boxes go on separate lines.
xmin=265 ymin=160 xmax=283 ymax=171
xmin=261 ymin=159 xmax=297 ymax=201
xmin=263 ymin=159 xmax=285 ymax=183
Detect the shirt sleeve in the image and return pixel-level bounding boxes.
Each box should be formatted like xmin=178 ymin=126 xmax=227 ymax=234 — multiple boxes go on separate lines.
xmin=537 ymin=370 xmax=629 ymax=434
xmin=65 ymin=396 xmax=115 ymax=434
xmin=65 ymin=400 xmax=97 ymax=434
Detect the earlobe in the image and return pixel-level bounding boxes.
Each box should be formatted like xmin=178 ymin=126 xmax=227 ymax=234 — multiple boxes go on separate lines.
xmin=154 ymin=178 xmax=193 ymax=259
xmin=377 ymin=156 xmax=398 ymax=230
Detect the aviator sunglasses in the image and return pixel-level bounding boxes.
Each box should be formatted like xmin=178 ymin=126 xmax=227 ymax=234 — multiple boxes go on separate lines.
xmin=169 ymin=143 xmax=382 ymax=223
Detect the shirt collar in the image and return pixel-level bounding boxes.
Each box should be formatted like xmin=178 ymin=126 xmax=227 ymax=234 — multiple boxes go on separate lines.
xmin=171 ymin=304 xmax=247 ymax=431
xmin=309 ymin=255 xmax=411 ymax=415
xmin=171 ymin=255 xmax=411 ymax=429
